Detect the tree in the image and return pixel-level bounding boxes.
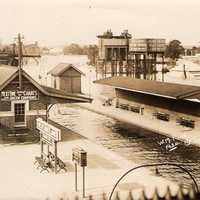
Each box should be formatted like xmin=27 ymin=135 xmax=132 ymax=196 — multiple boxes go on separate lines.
xmin=165 ymin=40 xmax=185 ymax=60
xmin=63 ymin=43 xmax=98 ymax=66
xmin=84 ymin=45 xmax=98 ymax=66
xmin=63 ymin=43 xmax=84 ymax=55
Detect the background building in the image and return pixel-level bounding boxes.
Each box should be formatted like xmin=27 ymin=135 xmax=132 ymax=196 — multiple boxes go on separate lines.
xmin=96 ymin=30 xmax=166 ymax=81
xmin=48 ymin=63 xmax=85 ymax=94
xmin=96 ymin=29 xmax=131 ymax=79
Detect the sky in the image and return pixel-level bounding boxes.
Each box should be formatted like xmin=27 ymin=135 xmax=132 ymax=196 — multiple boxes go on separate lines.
xmin=0 ymin=0 xmax=200 ymax=46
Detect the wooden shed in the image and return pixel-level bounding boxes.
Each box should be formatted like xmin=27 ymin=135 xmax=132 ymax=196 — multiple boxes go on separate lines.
xmin=48 ymin=63 xmax=85 ymax=94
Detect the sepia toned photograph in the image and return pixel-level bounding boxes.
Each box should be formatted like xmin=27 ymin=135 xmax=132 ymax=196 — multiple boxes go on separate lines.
xmin=0 ymin=0 xmax=200 ymax=199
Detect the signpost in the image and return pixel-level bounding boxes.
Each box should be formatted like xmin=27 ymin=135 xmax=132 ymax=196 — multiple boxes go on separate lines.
xmin=36 ymin=118 xmax=61 ymax=142
xmin=72 ymin=147 xmax=87 ymax=198
xmin=36 ymin=118 xmax=61 ymax=173
xmin=1 ymin=90 xmax=39 ymax=101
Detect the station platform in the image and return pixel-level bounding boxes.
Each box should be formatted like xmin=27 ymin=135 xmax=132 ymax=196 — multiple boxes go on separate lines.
xmin=77 ymin=100 xmax=200 ymax=148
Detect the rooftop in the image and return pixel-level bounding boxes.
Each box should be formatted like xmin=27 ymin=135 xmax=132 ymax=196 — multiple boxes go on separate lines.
xmin=0 ymin=65 xmax=91 ymax=103
xmin=41 ymin=85 xmax=91 ymax=103
xmin=0 ymin=65 xmax=18 ymax=87
xmin=94 ymin=76 xmax=200 ymax=101
xmin=47 ymin=63 xmax=85 ymax=76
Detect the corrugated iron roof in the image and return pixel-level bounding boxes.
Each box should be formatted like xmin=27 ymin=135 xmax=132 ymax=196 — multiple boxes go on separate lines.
xmin=94 ymin=76 xmax=200 ymax=100
xmin=0 ymin=65 xmax=18 ymax=87
xmin=47 ymin=63 xmax=85 ymax=76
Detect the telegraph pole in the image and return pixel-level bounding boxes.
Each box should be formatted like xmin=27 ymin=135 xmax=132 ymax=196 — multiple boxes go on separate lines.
xmin=17 ymin=33 xmax=23 ymax=89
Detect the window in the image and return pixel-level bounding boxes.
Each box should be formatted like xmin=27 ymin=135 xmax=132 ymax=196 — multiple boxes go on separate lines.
xmin=106 ymin=48 xmax=112 ymax=61
xmin=54 ymin=79 xmax=57 ymax=88
xmin=14 ymin=103 xmax=25 ymax=123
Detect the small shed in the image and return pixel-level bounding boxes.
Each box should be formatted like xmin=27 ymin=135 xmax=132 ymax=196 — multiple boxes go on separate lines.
xmin=48 ymin=63 xmax=85 ymax=93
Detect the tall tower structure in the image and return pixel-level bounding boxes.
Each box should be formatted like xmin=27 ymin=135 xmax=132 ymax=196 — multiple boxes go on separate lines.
xmin=96 ymin=30 xmax=166 ymax=81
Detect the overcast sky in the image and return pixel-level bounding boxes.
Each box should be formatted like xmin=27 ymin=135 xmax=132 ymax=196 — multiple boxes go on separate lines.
xmin=1 ymin=0 xmax=200 ymax=46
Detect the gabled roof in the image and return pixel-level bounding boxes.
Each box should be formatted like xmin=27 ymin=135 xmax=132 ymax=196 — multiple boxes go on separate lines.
xmin=47 ymin=63 xmax=85 ymax=76
xmin=94 ymin=76 xmax=200 ymax=101
xmin=0 ymin=65 xmax=18 ymax=88
xmin=0 ymin=66 xmax=92 ymax=103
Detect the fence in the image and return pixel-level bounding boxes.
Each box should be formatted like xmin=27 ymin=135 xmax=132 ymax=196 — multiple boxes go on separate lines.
xmin=45 ymin=185 xmax=199 ymax=200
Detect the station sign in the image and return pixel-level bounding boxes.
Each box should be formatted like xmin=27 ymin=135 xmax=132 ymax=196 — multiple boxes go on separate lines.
xmin=72 ymin=147 xmax=87 ymax=167
xmin=36 ymin=118 xmax=61 ymax=145
xmin=41 ymin=134 xmax=55 ymax=146
xmin=1 ymin=90 xmax=39 ymax=101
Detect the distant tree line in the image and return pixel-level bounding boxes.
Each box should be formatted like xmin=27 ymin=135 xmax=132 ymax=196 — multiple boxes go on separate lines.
xmin=165 ymin=40 xmax=185 ymax=60
xmin=165 ymin=40 xmax=200 ymax=60
xmin=63 ymin=40 xmax=187 ymax=66
xmin=63 ymin=43 xmax=98 ymax=66
xmin=186 ymin=46 xmax=200 ymax=56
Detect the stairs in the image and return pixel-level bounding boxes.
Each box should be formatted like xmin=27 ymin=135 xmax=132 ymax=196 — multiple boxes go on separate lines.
xmin=0 ymin=123 xmax=39 ymax=144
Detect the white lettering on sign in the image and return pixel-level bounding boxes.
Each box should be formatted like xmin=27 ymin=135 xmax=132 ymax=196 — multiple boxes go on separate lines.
xmin=1 ymin=90 xmax=39 ymax=101
xmin=36 ymin=118 xmax=61 ymax=142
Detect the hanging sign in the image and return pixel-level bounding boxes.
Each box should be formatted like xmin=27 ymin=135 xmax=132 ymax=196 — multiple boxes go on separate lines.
xmin=1 ymin=90 xmax=39 ymax=101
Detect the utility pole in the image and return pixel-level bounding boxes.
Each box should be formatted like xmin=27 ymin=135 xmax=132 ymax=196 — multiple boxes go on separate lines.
xmin=17 ymin=33 xmax=23 ymax=89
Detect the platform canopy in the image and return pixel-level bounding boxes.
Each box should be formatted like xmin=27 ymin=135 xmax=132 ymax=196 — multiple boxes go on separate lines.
xmin=94 ymin=76 xmax=200 ymax=102
xmin=0 ymin=65 xmax=92 ymax=104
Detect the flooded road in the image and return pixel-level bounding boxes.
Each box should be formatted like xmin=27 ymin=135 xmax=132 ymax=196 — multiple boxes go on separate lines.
xmin=51 ymin=104 xmax=200 ymax=188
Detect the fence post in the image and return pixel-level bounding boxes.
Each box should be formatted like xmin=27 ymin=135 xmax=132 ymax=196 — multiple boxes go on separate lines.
xmin=89 ymin=195 xmax=93 ymax=200
xmin=102 ymin=193 xmax=107 ymax=200
xmin=126 ymin=191 xmax=134 ymax=200
xmin=189 ymin=184 xmax=196 ymax=199
xmin=115 ymin=192 xmax=120 ymax=200
xmin=177 ymin=184 xmax=184 ymax=200
xmin=152 ymin=187 xmax=159 ymax=200
xmin=164 ymin=186 xmax=172 ymax=200
xmin=139 ymin=190 xmax=147 ymax=200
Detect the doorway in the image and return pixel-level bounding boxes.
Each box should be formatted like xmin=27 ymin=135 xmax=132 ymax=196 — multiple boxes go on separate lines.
xmin=14 ymin=103 xmax=26 ymax=126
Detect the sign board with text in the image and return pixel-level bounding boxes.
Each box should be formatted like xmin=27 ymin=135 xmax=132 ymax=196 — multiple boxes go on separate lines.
xmin=72 ymin=147 xmax=87 ymax=167
xmin=36 ymin=118 xmax=61 ymax=145
xmin=1 ymin=90 xmax=39 ymax=101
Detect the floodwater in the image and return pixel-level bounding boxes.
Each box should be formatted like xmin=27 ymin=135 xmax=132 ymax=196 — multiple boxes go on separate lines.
xmin=26 ymin=54 xmax=200 ymax=187
xmin=51 ymin=104 xmax=200 ymax=188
